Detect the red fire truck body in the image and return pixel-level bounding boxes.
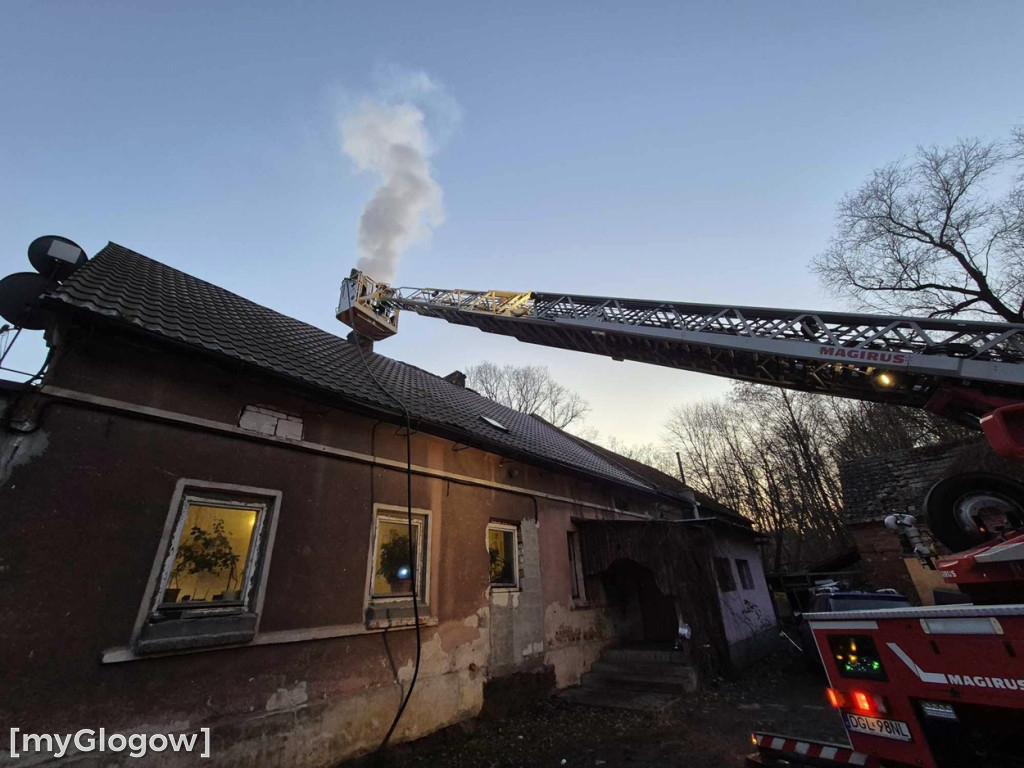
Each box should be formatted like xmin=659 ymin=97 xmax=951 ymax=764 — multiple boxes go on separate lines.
xmin=804 ymin=599 xmax=1024 ymax=766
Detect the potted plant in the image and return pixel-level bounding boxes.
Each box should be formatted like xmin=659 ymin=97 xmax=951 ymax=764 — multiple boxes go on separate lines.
xmin=221 ymin=561 xmax=243 ymax=602
xmin=489 ymin=547 xmax=514 ymax=584
xmin=377 ymin=533 xmax=415 ymax=594
xmin=166 ymin=518 xmax=240 ymax=604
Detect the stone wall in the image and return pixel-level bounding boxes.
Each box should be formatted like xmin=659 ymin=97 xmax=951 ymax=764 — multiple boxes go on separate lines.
xmin=847 ymin=521 xmax=920 ymax=597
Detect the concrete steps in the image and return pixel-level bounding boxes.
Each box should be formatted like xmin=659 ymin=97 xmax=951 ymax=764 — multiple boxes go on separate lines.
xmin=582 ymin=668 xmax=697 ymax=695
xmin=600 ymin=647 xmax=690 ymax=665
xmin=560 ymin=646 xmax=698 ymax=711
xmin=589 ymin=659 xmax=698 ymax=680
xmin=558 ymin=686 xmax=680 ymax=712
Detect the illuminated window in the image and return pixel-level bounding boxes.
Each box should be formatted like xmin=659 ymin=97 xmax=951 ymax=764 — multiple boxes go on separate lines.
xmin=371 ymin=511 xmax=427 ymax=598
xmin=136 ymin=481 xmax=280 ymax=655
xmin=366 ymin=505 xmax=431 ymax=628
xmin=487 ymin=523 xmax=519 ymax=589
xmin=162 ymin=501 xmax=261 ymax=606
xmin=736 ymin=559 xmax=754 ymax=590
xmin=714 ymin=557 xmax=736 ymax=592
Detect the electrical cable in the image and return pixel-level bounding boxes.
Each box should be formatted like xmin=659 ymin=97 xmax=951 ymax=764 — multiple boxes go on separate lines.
xmin=1 ymin=347 xmax=54 ymax=434
xmin=351 ymin=330 xmax=422 ymax=753
xmin=0 ymin=326 xmax=22 ymax=368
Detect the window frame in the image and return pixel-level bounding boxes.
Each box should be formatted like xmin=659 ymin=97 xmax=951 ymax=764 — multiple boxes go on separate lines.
xmin=132 ymin=479 xmax=282 ymax=654
xmin=735 ymin=558 xmax=755 ymax=590
xmin=368 ymin=507 xmax=430 ymax=601
xmin=567 ymin=530 xmax=586 ymax=602
xmin=486 ymin=522 xmax=520 ymax=591
xmin=364 ymin=504 xmax=432 ymax=627
xmin=713 ymin=556 xmax=737 ymax=593
xmin=156 ymin=494 xmax=266 ymax=609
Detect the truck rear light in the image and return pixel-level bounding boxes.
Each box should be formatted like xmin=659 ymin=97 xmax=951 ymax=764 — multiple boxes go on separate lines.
xmin=825 ymin=687 xmax=888 ymax=715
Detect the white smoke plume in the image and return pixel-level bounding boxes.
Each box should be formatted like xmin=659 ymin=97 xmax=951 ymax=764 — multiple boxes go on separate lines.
xmin=341 ymin=81 xmax=449 ymax=284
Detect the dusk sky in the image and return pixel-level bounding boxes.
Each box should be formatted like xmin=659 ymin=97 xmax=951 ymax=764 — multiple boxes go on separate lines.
xmin=2 ymin=2 xmax=1022 ymax=446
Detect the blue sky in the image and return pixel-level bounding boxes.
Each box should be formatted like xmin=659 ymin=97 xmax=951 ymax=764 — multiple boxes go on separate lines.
xmin=2 ymin=2 xmax=1022 ymax=445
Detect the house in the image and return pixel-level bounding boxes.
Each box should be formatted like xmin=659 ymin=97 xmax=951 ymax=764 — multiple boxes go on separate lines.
xmin=0 ymin=242 xmax=775 ymax=766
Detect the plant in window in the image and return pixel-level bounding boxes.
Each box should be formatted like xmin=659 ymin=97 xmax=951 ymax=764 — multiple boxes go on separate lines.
xmin=169 ymin=518 xmax=241 ymax=603
xmin=489 ymin=546 xmax=514 ymax=584
xmin=377 ymin=532 xmax=415 ymax=593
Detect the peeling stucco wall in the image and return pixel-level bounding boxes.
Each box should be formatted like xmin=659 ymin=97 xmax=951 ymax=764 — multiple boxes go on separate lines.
xmin=543 ymin=602 xmax=606 ymax=687
xmin=488 ymin=520 xmax=546 ymax=676
xmin=3 ymin=615 xmax=492 ymax=768
xmin=1 ymin=333 xmax=742 ymax=766
xmin=0 ymin=427 xmax=48 ymax=490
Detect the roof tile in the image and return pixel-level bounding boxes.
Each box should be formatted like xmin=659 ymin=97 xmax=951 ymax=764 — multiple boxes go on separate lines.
xmin=47 ymin=243 xmax=719 ymax=503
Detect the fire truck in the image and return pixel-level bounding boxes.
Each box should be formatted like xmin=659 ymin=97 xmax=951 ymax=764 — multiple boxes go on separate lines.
xmin=337 ymin=271 xmax=1024 ymax=768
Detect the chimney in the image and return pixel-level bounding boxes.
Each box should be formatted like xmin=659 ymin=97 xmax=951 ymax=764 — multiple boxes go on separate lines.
xmin=443 ymin=370 xmax=466 ymax=388
xmin=347 ymin=330 xmax=373 ymax=354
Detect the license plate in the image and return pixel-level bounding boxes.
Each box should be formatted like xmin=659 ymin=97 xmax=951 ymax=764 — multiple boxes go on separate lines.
xmin=843 ymin=712 xmax=913 ymax=742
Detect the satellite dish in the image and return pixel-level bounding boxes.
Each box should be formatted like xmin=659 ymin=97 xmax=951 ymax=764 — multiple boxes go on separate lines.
xmin=0 ymin=272 xmax=58 ymax=330
xmin=27 ymin=235 xmax=88 ymax=282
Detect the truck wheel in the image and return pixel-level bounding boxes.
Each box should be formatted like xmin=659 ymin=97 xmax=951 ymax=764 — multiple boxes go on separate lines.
xmin=924 ymin=473 xmax=1024 ymax=552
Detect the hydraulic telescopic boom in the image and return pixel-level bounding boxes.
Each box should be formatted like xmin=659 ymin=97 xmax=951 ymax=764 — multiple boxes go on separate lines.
xmin=337 ymin=270 xmax=1024 ymax=451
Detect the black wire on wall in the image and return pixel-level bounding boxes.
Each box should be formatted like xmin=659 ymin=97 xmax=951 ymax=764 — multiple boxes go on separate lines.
xmin=351 ymin=334 xmax=422 ymax=752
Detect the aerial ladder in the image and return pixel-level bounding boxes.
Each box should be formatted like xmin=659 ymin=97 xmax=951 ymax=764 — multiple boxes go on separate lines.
xmin=339 ymin=270 xmax=1024 ymax=768
xmin=337 ymin=270 xmax=1024 ymax=457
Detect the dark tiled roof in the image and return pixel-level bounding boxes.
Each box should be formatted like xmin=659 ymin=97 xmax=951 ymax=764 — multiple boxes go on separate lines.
xmin=839 ymin=439 xmax=1024 ymax=523
xmin=46 ymin=242 xmax=694 ymax=500
xmin=553 ymin=426 xmax=751 ymax=526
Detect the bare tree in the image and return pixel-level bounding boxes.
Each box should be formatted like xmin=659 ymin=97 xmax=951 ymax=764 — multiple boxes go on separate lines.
xmin=813 ymin=128 xmax=1024 ymax=321
xmin=824 ymin=400 xmax=971 ymax=466
xmin=663 ymin=383 xmax=973 ymax=571
xmin=466 ymin=361 xmax=591 ymax=429
xmin=597 ymin=434 xmax=678 ymax=477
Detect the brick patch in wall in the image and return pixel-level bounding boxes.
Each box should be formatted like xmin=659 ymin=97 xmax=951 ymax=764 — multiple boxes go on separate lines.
xmin=239 ymin=404 xmax=304 ymax=441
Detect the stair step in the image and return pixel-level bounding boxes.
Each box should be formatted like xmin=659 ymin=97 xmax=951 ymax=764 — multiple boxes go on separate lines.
xmin=590 ymin=660 xmax=696 ymax=679
xmin=558 ymin=686 xmax=680 ymax=712
xmin=581 ymin=671 xmax=697 ymax=695
xmin=601 ymin=648 xmax=689 ymax=665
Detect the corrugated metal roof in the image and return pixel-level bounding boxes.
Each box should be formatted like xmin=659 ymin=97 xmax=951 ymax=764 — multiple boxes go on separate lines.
xmin=46 ymin=242 xmax=689 ymax=498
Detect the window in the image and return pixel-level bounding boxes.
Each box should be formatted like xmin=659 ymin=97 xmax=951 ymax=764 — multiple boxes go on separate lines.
xmin=714 ymin=557 xmax=736 ymax=593
xmin=480 ymin=415 xmax=508 ymax=432
xmin=567 ymin=531 xmax=585 ymax=600
xmin=487 ymin=523 xmax=519 ymax=589
xmin=134 ymin=480 xmax=281 ymax=655
xmin=371 ymin=510 xmax=427 ymax=598
xmin=736 ymin=558 xmax=754 ymax=590
xmin=366 ymin=505 xmax=430 ymax=626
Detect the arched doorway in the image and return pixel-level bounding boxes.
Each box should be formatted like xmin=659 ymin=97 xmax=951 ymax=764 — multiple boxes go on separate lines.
xmin=601 ymin=559 xmax=678 ymax=643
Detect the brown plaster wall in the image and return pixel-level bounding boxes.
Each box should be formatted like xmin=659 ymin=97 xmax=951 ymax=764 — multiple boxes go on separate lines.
xmin=0 ymin=329 xmax=658 ymax=765
xmin=42 ymin=326 xmax=636 ymax=511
